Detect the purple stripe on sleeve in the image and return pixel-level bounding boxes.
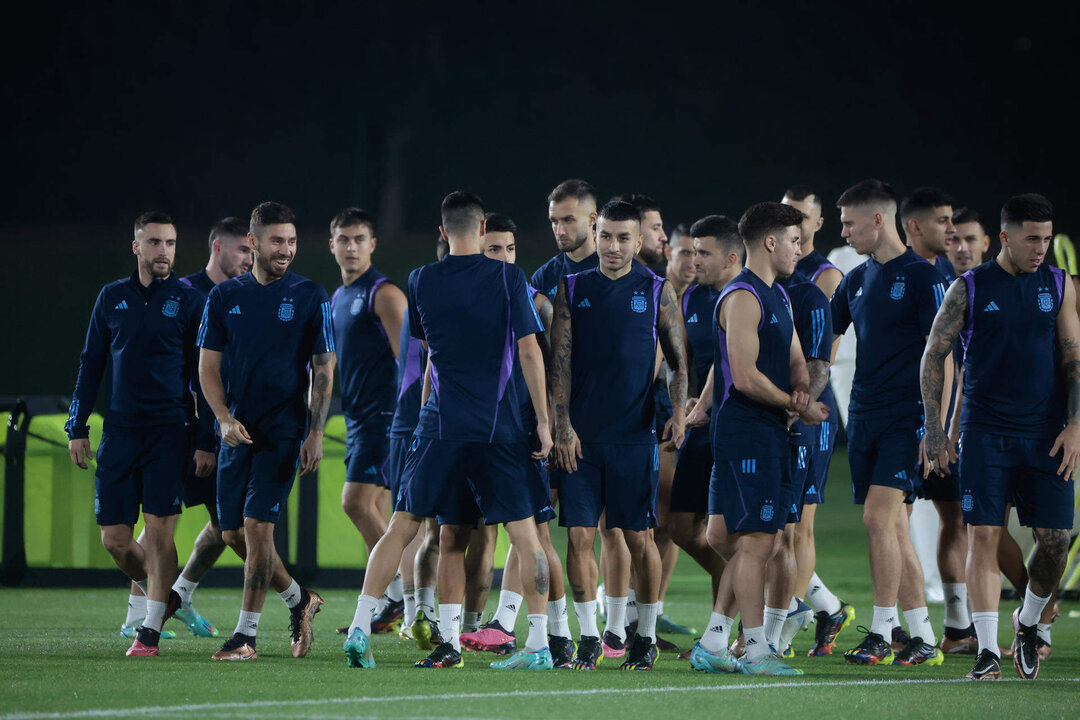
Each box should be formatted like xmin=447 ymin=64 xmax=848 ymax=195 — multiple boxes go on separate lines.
xmin=960 ymin=270 xmax=976 ymax=360
xmin=1050 ymin=266 xmax=1066 ymax=305
xmin=682 ymin=286 xmax=693 ymax=317
xmin=652 ymin=276 xmax=664 ymax=347
xmin=491 ymin=264 xmax=516 ymax=441
xmin=565 ymin=273 xmax=578 ymax=306
xmin=398 ymin=338 xmax=423 ymax=401
xmin=810 ymin=262 xmax=839 ymax=282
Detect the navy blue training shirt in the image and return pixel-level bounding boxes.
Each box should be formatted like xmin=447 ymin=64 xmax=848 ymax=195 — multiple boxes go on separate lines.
xmin=831 ymin=248 xmax=947 ymax=420
xmin=564 ymin=263 xmax=666 ymax=445
xmin=197 ymin=270 xmax=335 ymax=441
xmin=711 ymin=268 xmax=794 ymax=460
xmin=389 ymin=311 xmax=427 ymax=438
xmin=409 ymin=254 xmax=544 ymax=443
xmin=936 ymin=254 xmax=957 ymax=283
xmin=531 ymin=251 xmax=599 ymax=301
xmin=66 ymin=272 xmax=203 ymax=438
xmin=179 ymin=269 xmax=219 ymax=452
xmin=959 ymin=261 xmax=1067 ymax=437
xmin=781 ymin=272 xmax=836 ymax=445
xmin=797 ymin=251 xmax=841 ymax=287
xmin=331 ymin=267 xmax=398 ymax=439
xmin=682 ymin=283 xmax=720 ymax=450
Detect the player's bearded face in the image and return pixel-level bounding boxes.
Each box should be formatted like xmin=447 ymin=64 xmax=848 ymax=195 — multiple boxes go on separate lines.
xmin=133 ymin=223 xmax=176 ymax=279
xmin=219 ymin=238 xmax=253 ymax=278
xmin=254 ymin=224 xmax=297 ymax=278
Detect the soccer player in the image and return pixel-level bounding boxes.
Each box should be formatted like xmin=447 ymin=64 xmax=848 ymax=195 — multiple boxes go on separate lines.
xmin=783 ymin=185 xmax=843 ymax=299
xmin=948 ymin=207 xmax=991 ymax=275
xmin=668 ymin=216 xmax=741 ymax=600
xmin=902 ymin=188 xmax=958 ymax=282
xmin=614 ymin=193 xmax=668 ymax=268
xmin=329 ymin=207 xmax=409 ymax=631
xmin=831 ymin=179 xmax=948 ymax=667
xmin=198 ymin=201 xmax=332 ymax=661
xmin=343 ymin=191 xmax=555 ymax=671
xmin=531 ymin=179 xmax=599 ymax=300
xmin=66 ymin=211 xmax=205 ymax=656
xmin=550 ymin=199 xmax=688 ymax=671
xmin=921 ymin=193 xmax=1080 ymax=681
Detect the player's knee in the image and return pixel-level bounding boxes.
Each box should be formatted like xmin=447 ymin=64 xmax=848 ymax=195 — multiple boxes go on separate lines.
xmin=862 ymin=507 xmax=892 ymax=536
xmin=221 ymin=529 xmax=244 ymax=552
xmin=100 ymin=526 xmax=133 ymax=556
xmin=622 ymin=529 xmax=649 ymax=554
xmin=706 ymin=525 xmax=732 ymax=558
xmin=439 ymin=524 xmax=471 ymax=554
xmin=567 ymin=527 xmax=593 ymax=554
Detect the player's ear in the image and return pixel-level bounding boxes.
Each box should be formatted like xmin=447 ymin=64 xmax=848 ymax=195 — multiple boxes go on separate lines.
xmin=815 ymin=214 xmax=824 ymax=232
xmin=131 ymin=238 xmax=139 ymax=256
xmin=370 ymin=236 xmax=377 ymax=253
xmin=478 ymin=218 xmax=487 ymax=238
xmin=906 ymin=216 xmax=919 ymax=236
xmin=438 ymin=225 xmax=450 ymax=243
xmin=999 ymin=230 xmax=1009 ymax=248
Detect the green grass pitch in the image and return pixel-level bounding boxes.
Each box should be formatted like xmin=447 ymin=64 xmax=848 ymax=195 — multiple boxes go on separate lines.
xmin=1 ymin=455 xmax=1077 ymax=720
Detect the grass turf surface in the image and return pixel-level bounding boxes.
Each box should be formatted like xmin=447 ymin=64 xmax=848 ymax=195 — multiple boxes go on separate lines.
xmin=2 ymin=455 xmax=1078 ymax=719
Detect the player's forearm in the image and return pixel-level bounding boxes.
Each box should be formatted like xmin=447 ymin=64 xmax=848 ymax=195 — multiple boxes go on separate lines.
xmin=940 ymin=353 xmax=954 ymax=427
xmin=807 ymin=359 xmax=830 ymax=401
xmin=734 ymin=367 xmax=797 ymax=411
xmin=308 ymin=352 xmax=336 ymax=433
xmin=919 ymin=352 xmax=947 ymax=434
xmin=696 ymin=365 xmax=715 ymax=413
xmin=198 ymin=352 xmax=230 ymax=423
xmin=1061 ymin=347 xmax=1080 ymax=425
xmin=520 ymin=345 xmax=550 ymax=427
xmin=549 ymin=287 xmax=573 ymax=428
xmin=657 ymin=282 xmax=688 ymax=417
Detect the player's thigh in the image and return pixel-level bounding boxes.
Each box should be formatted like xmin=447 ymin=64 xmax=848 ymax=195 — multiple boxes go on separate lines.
xmin=555 ymin=444 xmax=604 ymax=529
xmin=93 ymin=429 xmax=141 ymax=527
xmin=400 ymin=436 xmax=468 ymax=520
xmin=216 ymin=442 xmax=254 ymax=532
xmin=958 ymin=431 xmax=1013 ymax=527
xmin=1014 ymin=435 xmax=1075 ymax=530
xmin=710 ymin=455 xmax=787 ymax=534
xmin=469 ymin=441 xmax=538 ymax=525
xmin=601 ymin=443 xmax=660 ymax=531
xmin=243 ymin=438 xmax=303 ymax=525
xmin=670 ymin=441 xmax=712 ymax=514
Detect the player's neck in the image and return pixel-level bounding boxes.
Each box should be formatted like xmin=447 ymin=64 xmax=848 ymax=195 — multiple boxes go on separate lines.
xmin=341 ymin=260 xmax=370 ymax=287
xmin=745 ymin=256 xmax=777 ymax=286
xmin=599 ymin=261 xmax=634 ymax=281
xmin=711 ymin=269 xmax=740 ymax=292
xmin=204 ymin=261 xmax=230 ymax=286
xmin=870 ymin=231 xmax=906 ymax=264
xmin=994 ymin=251 xmax=1022 ymax=277
xmin=252 ymin=263 xmax=283 ymax=286
xmin=800 ymin=235 xmax=816 ymax=257
xmin=136 ymin=266 xmax=163 ymax=288
xmin=669 ymin=278 xmax=690 ymax=299
xmin=907 ymin=237 xmax=937 ymax=264
xmin=448 ymin=236 xmax=483 ymax=256
xmin=566 ymin=237 xmax=596 ymax=263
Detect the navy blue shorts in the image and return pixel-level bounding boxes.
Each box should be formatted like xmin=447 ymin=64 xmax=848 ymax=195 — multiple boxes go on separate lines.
xmin=654 ymin=381 xmax=673 ymax=440
xmin=436 ymin=458 xmax=556 ymax=526
xmin=803 ymin=419 xmax=838 ymax=505
xmin=555 ymin=443 xmax=659 ymax=531
xmin=669 ymin=434 xmax=712 ymax=514
xmin=216 ymin=437 xmax=301 ymax=531
xmin=94 ymin=426 xmax=188 ymax=526
xmin=847 ymin=414 xmax=920 ymax=505
xmin=788 ymin=444 xmax=812 ymax=523
xmin=386 ymin=435 xmax=412 ymax=509
xmin=344 ymin=432 xmax=390 ymax=487
xmin=959 ymin=430 xmax=1075 ymax=530
xmin=399 ymin=437 xmax=541 ymax=525
xmin=918 ymin=462 xmax=961 ymax=502
xmin=708 ymin=455 xmax=792 ymax=534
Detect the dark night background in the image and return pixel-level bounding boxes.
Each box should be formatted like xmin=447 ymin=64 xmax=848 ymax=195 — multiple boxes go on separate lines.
xmin=4 ymin=1 xmax=1076 ymax=397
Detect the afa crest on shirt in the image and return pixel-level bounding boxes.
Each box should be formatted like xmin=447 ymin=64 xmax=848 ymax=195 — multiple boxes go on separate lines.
xmin=350 ymin=295 xmax=365 ymax=316
xmin=630 ymin=291 xmax=647 ymax=313
xmin=759 ymin=501 xmax=774 ymax=522
xmin=889 ymin=279 xmax=906 ymax=300
xmin=278 ymin=298 xmax=295 ymax=322
xmin=161 ymin=297 xmax=180 ymax=317
xmin=1037 ymin=289 xmax=1053 ymax=312
xmin=961 ymin=493 xmax=974 ymax=512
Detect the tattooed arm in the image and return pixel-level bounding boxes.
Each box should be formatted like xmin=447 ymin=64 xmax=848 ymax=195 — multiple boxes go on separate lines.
xmin=300 ymin=350 xmax=336 ymax=475
xmin=919 ymin=279 xmax=967 ymax=477
xmin=1052 ymin=276 xmax=1080 ymax=478
xmin=657 ymin=280 xmax=689 ymax=449
xmin=549 ymin=279 xmax=581 ymax=472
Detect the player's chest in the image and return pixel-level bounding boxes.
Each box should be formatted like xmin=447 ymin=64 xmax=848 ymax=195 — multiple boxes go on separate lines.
xmin=223 ymin=292 xmax=307 ymax=340
xmin=333 ymin=288 xmax=377 ymax=336
xmin=572 ymin=281 xmax=656 ymax=336
xmin=106 ymin=291 xmax=188 ymax=342
xmin=972 ymin=279 xmax=1057 ymax=333
xmin=849 ymin=272 xmax=916 ymax=326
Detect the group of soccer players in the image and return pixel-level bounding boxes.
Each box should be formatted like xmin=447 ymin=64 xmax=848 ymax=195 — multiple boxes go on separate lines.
xmin=66 ymin=177 xmax=1079 ymax=681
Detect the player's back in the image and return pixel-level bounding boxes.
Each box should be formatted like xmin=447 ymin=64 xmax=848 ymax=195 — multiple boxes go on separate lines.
xmin=409 ymin=254 xmax=541 ymax=444
xmin=960 ymin=260 xmax=1067 ymax=435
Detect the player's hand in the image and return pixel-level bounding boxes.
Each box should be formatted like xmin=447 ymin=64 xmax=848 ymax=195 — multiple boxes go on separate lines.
xmin=300 ymin=431 xmax=324 ymax=476
xmin=219 ymin=416 xmax=252 ymax=447
xmin=554 ymin=422 xmax=583 ymax=473
xmin=922 ymin=427 xmax=951 ymax=479
xmin=686 ymin=402 xmax=710 ymax=428
xmin=798 ymin=401 xmax=829 ymax=426
xmin=68 ymin=438 xmax=91 ymax=469
xmin=1049 ymin=423 xmax=1080 ymax=479
xmin=193 ymin=449 xmax=217 ymax=478
xmin=533 ymin=421 xmax=554 ymax=461
xmin=684 ymin=397 xmax=698 ymax=417
xmin=789 ymin=390 xmax=811 ymax=415
xmin=660 ymin=416 xmax=685 ymax=451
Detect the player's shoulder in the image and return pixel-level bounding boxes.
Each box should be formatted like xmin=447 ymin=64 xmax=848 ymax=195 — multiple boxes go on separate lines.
xmin=902 ymin=251 xmax=947 ymax=285
xmin=282 ymin=271 xmax=330 ymax=301
xmin=99 ymin=275 xmax=133 ymax=297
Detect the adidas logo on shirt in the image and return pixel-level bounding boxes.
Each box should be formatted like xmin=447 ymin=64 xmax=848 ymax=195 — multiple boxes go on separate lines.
xmin=769 ymin=313 xmax=779 ymax=324
xmin=686 ymin=313 xmax=698 ymax=323
xmin=893 ymin=469 xmax=908 ymax=481
xmin=855 ymin=287 xmax=863 ymax=297
xmin=114 ymin=300 xmax=129 ymax=310
xmin=577 ymin=298 xmax=591 ymax=308
xmin=983 ymin=301 xmax=1000 ymax=312
xmin=228 ymin=305 xmax=242 ymax=315
xmin=269 ymin=503 xmax=280 ymax=513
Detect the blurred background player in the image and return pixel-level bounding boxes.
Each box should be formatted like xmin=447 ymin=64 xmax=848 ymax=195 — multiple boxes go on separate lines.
xmin=532 ymin=179 xmax=599 ymax=300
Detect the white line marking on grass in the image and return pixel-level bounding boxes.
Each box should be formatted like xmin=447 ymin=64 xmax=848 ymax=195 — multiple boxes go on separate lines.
xmin=4 ymin=678 xmax=1078 ymax=720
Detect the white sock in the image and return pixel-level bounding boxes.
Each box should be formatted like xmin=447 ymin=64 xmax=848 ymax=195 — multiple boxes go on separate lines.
xmin=903 ymin=607 xmax=936 ymax=645
xmin=124 ymin=593 xmax=147 ymax=627
xmin=699 ymin=612 xmax=733 ymax=653
xmin=744 ymin=625 xmax=770 ymax=660
xmin=972 ymin=611 xmax=998 ymax=656
xmin=375 ymin=594 xmax=389 ymax=614
xmin=1018 ymin=586 xmax=1051 ymax=628
xmin=235 ymin=609 xmax=260 ymax=638
xmin=278 ymin=579 xmax=302 ymax=609
xmin=172 ymin=575 xmax=198 ymax=605
xmin=416 ymin=587 xmax=437 ymax=617
xmin=144 ymin=599 xmax=167 ymax=633
xmin=805 ymin=572 xmax=841 ymax=615
xmin=637 ymin=602 xmax=658 ymax=643
xmin=871 ymin=605 xmax=896 ymax=639
xmin=386 ymin=572 xmax=404 ymax=603
xmin=439 ymin=603 xmax=462 ymax=651
xmin=943 ymin=583 xmax=972 ymax=629
xmin=403 ymin=592 xmax=416 ymax=628
xmin=133 ymin=579 xmax=148 ymax=595
xmin=493 ymin=590 xmax=523 ymax=631
xmin=349 ymin=594 xmax=379 ymax=636
xmin=462 ymin=611 xmax=482 ymax=634
xmin=526 ymin=613 xmax=549 ymax=652
xmin=574 ymin=600 xmax=599 ymax=637
xmin=779 ymin=598 xmax=805 ymax=650
xmin=1037 ymin=622 xmax=1052 ymax=646
xmin=548 ymin=596 xmax=571 ymax=639
xmin=763 ymin=606 xmax=787 ymax=651
xmin=604 ymin=596 xmax=628 ymax=640
xmin=657 ymin=600 xmax=665 ymax=616
xmin=626 ymin=589 xmax=639 ymax=624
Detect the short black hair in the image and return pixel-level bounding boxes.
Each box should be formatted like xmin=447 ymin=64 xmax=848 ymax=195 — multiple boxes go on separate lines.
xmin=208 ymin=217 xmax=248 ymax=249
xmin=900 ymin=187 xmax=954 ymax=221
xmin=597 ymin=200 xmax=641 ymax=224
xmin=331 ymin=207 xmax=375 ymax=235
xmin=134 ymin=211 xmax=174 ymax=232
xmin=836 ymin=179 xmax=897 ymax=209
xmin=690 ymin=214 xmax=744 ymax=262
xmin=611 ymin=193 xmax=661 ymax=216
xmin=250 ymin=202 xmax=296 ymax=235
xmin=783 ymin=184 xmax=822 ymax=210
xmin=951 ymin=207 xmax=983 ymax=229
xmin=1001 ymin=193 xmax=1053 ymax=228
xmin=738 ymin=202 xmax=806 ymax=246
xmin=670 ymin=222 xmax=690 ymax=238
xmin=441 ymin=190 xmax=485 ymax=236
xmin=484 ymin=212 xmax=518 ymax=235
xmin=548 ymin=178 xmax=597 ymax=206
